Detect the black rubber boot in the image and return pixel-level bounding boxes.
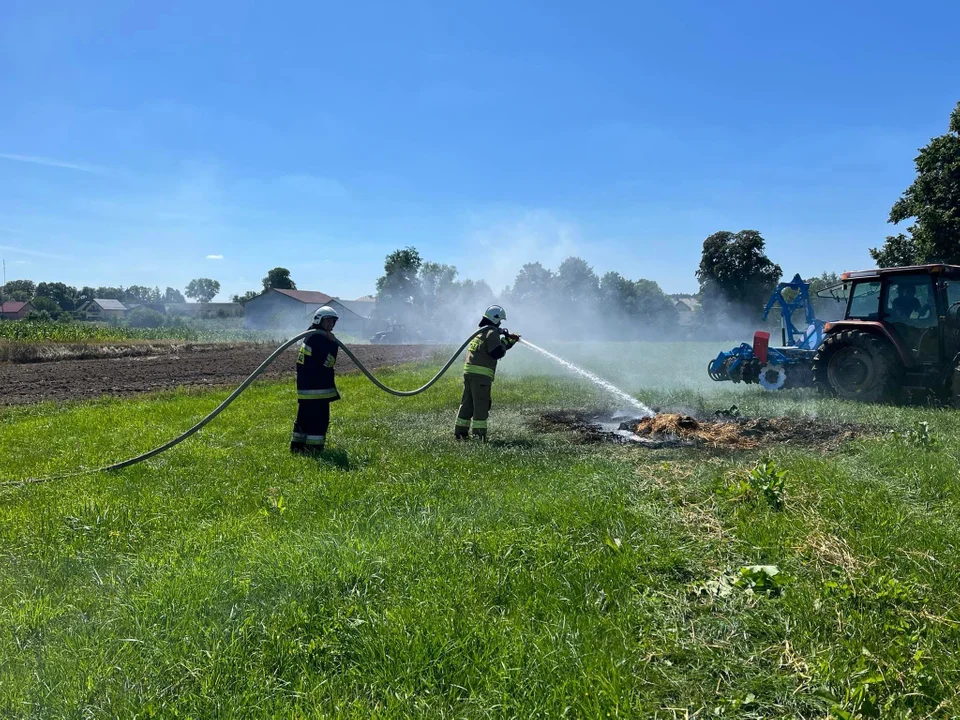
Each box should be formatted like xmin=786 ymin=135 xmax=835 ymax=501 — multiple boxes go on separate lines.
xmin=290 ymin=442 xmax=307 ymax=454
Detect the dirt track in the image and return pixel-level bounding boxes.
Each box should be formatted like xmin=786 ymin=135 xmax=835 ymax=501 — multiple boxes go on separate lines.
xmin=0 ymin=344 xmax=438 ymax=406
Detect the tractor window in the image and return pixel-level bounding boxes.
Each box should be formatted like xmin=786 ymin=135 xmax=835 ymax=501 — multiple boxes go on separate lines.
xmin=885 ymin=276 xmax=936 ymax=327
xmin=847 ymin=281 xmax=881 ymax=320
xmin=885 ymin=274 xmax=939 ymax=362
xmin=945 ymin=280 xmax=960 ymax=317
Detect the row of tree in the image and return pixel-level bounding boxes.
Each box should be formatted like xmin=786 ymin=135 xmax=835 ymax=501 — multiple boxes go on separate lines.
xmin=372 ymin=247 xmax=681 ymax=340
xmin=0 ymin=265 xmax=305 ymax=326
xmin=2 ymin=265 xmax=305 ymax=310
xmin=505 ymin=258 xmax=680 ymax=338
xmin=370 ymin=240 xmax=840 ymax=342
xmin=0 ymin=279 xmax=224 ymax=308
xmin=373 ymin=248 xmax=496 ymax=339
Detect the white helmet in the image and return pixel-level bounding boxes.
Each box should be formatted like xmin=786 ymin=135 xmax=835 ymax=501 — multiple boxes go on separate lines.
xmin=313 ymin=305 xmax=339 ymax=324
xmin=483 ymin=305 xmax=506 ymax=326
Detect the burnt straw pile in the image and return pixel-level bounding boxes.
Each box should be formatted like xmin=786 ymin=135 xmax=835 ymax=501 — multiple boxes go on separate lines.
xmin=535 ymin=410 xmax=865 ymax=450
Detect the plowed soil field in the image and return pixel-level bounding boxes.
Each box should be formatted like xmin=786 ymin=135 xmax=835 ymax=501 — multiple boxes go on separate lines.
xmin=0 ymin=344 xmax=437 ymax=406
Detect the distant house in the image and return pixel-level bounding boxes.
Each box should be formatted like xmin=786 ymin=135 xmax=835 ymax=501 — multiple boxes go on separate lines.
xmin=0 ymin=301 xmax=36 ymax=320
xmin=243 ymin=289 xmax=374 ymax=336
xmin=674 ymin=297 xmax=700 ymax=326
xmin=78 ymin=299 xmax=128 ymax=320
xmin=334 ymin=297 xmax=376 ymax=324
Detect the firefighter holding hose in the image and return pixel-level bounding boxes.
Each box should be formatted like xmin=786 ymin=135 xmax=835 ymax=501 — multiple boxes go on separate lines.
xmin=291 ymin=306 xmax=341 ymax=455
xmin=455 ymin=305 xmax=520 ymax=441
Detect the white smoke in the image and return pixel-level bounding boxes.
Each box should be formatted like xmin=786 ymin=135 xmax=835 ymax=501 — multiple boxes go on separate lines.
xmin=460 ymin=209 xmax=580 ymax=294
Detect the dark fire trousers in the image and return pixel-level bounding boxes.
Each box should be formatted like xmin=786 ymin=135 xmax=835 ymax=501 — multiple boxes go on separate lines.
xmin=291 ymin=400 xmax=331 ymax=449
xmin=455 ymin=374 xmax=492 ymax=438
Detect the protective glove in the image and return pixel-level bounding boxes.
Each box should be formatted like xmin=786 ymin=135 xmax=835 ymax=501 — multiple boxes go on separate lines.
xmin=501 ymin=330 xmax=521 ymax=348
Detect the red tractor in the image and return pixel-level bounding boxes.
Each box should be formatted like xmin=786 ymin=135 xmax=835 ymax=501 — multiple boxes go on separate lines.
xmin=813 ymin=264 xmax=960 ymax=403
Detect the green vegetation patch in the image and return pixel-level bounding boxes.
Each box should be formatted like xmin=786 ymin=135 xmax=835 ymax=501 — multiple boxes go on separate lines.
xmin=2 ymin=362 xmax=960 ymax=717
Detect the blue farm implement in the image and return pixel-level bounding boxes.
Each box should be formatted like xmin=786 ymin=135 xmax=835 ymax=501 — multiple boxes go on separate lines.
xmin=708 ymin=274 xmax=824 ymax=391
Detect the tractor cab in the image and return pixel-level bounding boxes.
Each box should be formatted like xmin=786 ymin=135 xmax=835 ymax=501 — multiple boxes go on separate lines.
xmin=813 ymin=264 xmax=960 ymax=402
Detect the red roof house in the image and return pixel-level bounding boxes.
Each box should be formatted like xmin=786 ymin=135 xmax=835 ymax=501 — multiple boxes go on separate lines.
xmin=0 ymin=301 xmax=35 ymax=320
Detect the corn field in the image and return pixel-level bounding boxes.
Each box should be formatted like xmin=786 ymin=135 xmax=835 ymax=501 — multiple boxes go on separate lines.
xmin=0 ymin=321 xmax=277 ymax=344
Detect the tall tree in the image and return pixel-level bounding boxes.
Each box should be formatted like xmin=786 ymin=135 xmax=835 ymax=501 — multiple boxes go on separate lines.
xmin=419 ymin=262 xmax=459 ymax=310
xmin=632 ymin=278 xmax=679 ymax=332
xmin=598 ymin=272 xmax=678 ymax=337
xmin=35 ymin=282 xmax=79 ymax=311
xmin=1 ymin=279 xmax=36 ymax=302
xmin=30 ymin=296 xmax=61 ymax=316
xmin=77 ymin=287 xmax=95 ymax=307
xmin=870 ymin=101 xmax=960 ymax=266
xmin=556 ymin=257 xmax=600 ymax=327
xmin=456 ymin=279 xmax=495 ymax=314
xmin=509 ymin=262 xmax=556 ymax=304
xmin=184 ymin=278 xmax=221 ymax=303
xmin=126 ymin=285 xmax=162 ymax=303
xmin=869 ymin=233 xmax=919 ymax=268
xmin=696 ymin=230 xmax=782 ymax=320
xmin=374 ymin=247 xmax=423 ymax=325
xmin=599 ymin=271 xmax=638 ymax=337
xmin=30 ymin=295 xmax=63 ymax=317
xmin=262 ymin=267 xmax=297 ymax=291
xmin=163 ymin=287 xmax=186 ymax=303
xmin=556 ymin=257 xmax=599 ymax=301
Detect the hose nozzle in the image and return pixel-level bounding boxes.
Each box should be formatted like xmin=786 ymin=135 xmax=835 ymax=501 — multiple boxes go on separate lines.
xmin=501 ymin=329 xmax=521 ymax=345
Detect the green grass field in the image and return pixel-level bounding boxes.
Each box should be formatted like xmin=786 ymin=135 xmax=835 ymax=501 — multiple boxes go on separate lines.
xmin=2 ymin=342 xmax=960 ymax=717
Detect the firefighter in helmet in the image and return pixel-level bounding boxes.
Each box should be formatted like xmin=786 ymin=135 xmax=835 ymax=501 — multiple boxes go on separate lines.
xmin=455 ymin=305 xmax=520 ymax=440
xmin=291 ymin=306 xmax=340 ymax=454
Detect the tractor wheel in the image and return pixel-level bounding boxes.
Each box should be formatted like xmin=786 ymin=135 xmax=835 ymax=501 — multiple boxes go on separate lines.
xmin=784 ymin=363 xmax=813 ymax=390
xmin=812 ymin=330 xmax=902 ymax=402
xmin=758 ymin=364 xmax=786 ymax=391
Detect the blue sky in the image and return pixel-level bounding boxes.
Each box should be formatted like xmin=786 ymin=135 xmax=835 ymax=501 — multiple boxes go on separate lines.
xmin=1 ymin=0 xmax=958 ymax=301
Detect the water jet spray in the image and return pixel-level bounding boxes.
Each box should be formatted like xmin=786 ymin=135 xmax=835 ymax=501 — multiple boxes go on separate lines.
xmin=518 ymin=339 xmax=655 ymax=417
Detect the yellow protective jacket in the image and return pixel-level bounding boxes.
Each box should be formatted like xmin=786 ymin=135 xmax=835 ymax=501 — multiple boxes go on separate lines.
xmin=464 ymin=326 xmax=511 ymax=380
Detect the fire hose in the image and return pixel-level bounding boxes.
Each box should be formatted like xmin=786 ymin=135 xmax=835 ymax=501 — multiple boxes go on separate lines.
xmin=3 ymin=327 xmax=512 ymax=488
